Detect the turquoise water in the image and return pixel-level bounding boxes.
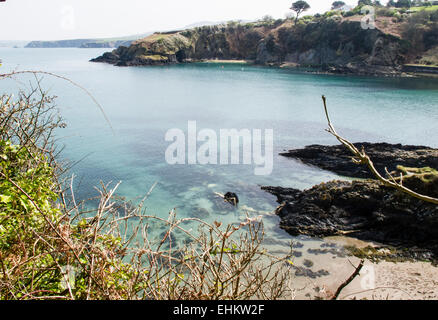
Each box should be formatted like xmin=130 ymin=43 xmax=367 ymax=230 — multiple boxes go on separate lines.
xmin=1 ymin=48 xmax=438 ymax=244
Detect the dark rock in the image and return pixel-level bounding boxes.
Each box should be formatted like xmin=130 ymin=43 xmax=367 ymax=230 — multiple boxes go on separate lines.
xmin=262 ymin=179 xmax=438 ymax=260
xmin=292 ymin=251 xmax=303 ymax=258
xmin=293 ymin=267 xmax=330 ymax=278
xmin=321 ymin=243 xmax=337 ymax=248
xmin=280 ymin=142 xmax=438 ymax=179
xmin=292 ymin=241 xmax=304 ymax=249
xmin=224 ymin=192 xmax=239 ymax=206
xmin=307 ymin=247 xmax=347 ymax=258
xmin=209 ymin=194 xmax=237 ymax=213
xmin=303 ymin=259 xmax=314 ymax=268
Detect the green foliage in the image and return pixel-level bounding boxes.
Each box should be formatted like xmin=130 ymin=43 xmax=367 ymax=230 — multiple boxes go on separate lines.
xmin=291 ymin=0 xmax=310 ymax=12
xmin=0 ymin=140 xmax=60 ymax=250
xmin=376 ymin=7 xmax=398 ymax=16
xmin=358 ymin=0 xmax=373 ymax=5
xmin=395 ymin=0 xmax=412 ymax=8
xmin=402 ymin=9 xmax=438 ymax=52
xmin=291 ymin=1 xmax=311 ymax=23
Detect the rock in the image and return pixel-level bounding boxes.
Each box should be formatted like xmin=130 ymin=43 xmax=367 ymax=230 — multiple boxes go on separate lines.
xmin=208 ymin=194 xmax=237 ymax=213
xmin=303 ymin=259 xmax=314 ymax=268
xmin=292 ymin=241 xmax=304 ymax=249
xmin=280 ymin=142 xmax=438 ymax=179
xmin=262 ymin=179 xmax=438 ymax=260
xmin=224 ymin=192 xmax=239 ymax=206
xmin=189 ymin=207 xmax=210 ymax=219
xmin=292 ymin=267 xmax=330 ymax=279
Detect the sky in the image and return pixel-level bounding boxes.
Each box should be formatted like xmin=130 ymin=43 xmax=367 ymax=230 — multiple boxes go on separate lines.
xmin=0 ymin=0 xmax=387 ymax=41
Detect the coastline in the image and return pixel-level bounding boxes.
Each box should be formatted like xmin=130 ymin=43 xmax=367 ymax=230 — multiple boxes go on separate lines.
xmin=202 ymin=59 xmax=249 ymax=64
xmin=91 ymin=55 xmax=438 ymax=79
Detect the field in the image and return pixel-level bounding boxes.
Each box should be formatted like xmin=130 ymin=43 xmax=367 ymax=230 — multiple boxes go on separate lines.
xmin=410 ymin=5 xmax=438 ymax=12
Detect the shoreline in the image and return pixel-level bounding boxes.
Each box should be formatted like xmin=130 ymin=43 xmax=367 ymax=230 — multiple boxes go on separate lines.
xmin=263 ymin=142 xmax=438 ymax=263
xmin=201 ymin=59 xmax=249 ymax=64
xmin=91 ymin=55 xmax=438 ymax=79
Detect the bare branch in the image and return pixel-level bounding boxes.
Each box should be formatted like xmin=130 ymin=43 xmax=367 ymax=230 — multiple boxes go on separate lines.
xmin=331 ymin=259 xmax=364 ymax=300
xmin=322 ymin=96 xmax=438 ymax=205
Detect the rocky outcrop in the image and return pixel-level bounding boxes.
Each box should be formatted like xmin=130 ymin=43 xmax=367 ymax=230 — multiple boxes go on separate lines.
xmin=91 ymin=32 xmax=192 ymax=66
xmin=262 ymin=179 xmax=438 ymax=260
xmin=91 ymin=19 xmax=412 ymax=75
xmin=281 ymin=142 xmax=438 ymax=179
xmin=264 ymin=142 xmax=438 ymax=260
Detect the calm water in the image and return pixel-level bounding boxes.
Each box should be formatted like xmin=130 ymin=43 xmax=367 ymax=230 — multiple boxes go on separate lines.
xmin=2 ymin=47 xmax=438 ymax=245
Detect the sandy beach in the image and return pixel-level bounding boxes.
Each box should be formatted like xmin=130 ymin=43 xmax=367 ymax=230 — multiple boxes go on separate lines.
xmin=286 ymin=237 xmax=438 ymax=300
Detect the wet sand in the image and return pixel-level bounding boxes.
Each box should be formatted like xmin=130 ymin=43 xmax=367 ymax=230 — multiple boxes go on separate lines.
xmin=261 ymin=234 xmax=438 ymax=300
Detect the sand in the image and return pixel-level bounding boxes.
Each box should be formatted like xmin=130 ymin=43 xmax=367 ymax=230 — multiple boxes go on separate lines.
xmin=261 ymin=234 xmax=438 ymax=300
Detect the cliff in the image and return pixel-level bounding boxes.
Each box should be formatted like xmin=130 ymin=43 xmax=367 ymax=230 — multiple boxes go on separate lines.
xmin=25 ymin=39 xmax=133 ymax=49
xmin=25 ymin=33 xmax=152 ymax=49
xmin=26 ymin=39 xmax=100 ymax=48
xmin=91 ymin=18 xmax=414 ymax=76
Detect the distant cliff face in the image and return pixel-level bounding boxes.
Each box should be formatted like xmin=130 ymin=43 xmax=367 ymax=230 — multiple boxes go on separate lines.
xmin=26 ymin=39 xmax=95 ymax=48
xmin=91 ymin=19 xmax=410 ymax=75
xmin=25 ymin=39 xmax=134 ymax=49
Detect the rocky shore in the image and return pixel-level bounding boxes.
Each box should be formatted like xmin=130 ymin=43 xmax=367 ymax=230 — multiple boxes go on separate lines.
xmin=263 ymin=142 xmax=438 ymax=261
xmin=280 ymin=142 xmax=438 ymax=179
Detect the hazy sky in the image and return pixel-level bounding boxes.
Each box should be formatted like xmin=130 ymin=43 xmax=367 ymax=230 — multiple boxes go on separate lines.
xmin=0 ymin=0 xmax=385 ymax=41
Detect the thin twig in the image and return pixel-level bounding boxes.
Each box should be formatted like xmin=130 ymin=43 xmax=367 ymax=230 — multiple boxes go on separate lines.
xmin=331 ymin=259 xmax=364 ymax=300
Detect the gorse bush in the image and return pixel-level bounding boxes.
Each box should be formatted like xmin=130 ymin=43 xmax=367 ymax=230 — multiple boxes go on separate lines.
xmin=0 ymin=74 xmax=292 ymax=300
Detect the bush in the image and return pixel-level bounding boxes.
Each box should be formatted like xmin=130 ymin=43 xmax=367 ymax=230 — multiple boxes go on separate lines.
xmin=376 ymin=7 xmax=398 ymax=16
xmin=402 ymin=9 xmax=438 ymax=52
xmin=343 ymin=10 xmax=356 ymax=17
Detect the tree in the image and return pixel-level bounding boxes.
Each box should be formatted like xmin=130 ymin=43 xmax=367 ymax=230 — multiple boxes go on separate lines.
xmin=395 ymin=0 xmax=412 ymax=7
xmin=291 ymin=1 xmax=310 ymax=25
xmin=332 ymin=1 xmax=345 ymax=10
xmin=332 ymin=1 xmax=346 ymax=10
xmin=387 ymin=0 xmax=396 ymax=6
xmin=358 ymin=0 xmax=373 ymax=5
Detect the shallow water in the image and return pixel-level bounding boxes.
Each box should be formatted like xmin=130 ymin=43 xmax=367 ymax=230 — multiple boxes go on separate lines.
xmin=1 ymin=48 xmax=438 ymax=255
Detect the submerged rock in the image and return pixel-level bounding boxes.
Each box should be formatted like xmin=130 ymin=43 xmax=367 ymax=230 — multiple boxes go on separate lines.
xmin=189 ymin=207 xmax=210 ymax=219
